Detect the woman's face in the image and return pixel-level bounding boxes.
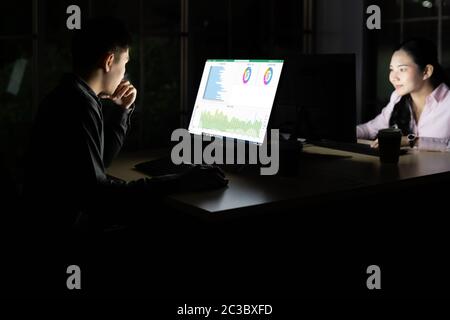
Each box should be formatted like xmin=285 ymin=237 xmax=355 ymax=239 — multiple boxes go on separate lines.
xmin=389 ymin=49 xmax=425 ymax=96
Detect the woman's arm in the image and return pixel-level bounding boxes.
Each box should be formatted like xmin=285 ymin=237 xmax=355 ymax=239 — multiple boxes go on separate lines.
xmin=415 ymin=136 xmax=450 ymax=152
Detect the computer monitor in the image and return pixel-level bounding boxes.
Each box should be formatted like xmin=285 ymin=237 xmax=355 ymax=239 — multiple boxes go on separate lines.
xmin=273 ymin=54 xmax=356 ymax=143
xmin=188 ymin=59 xmax=284 ymax=144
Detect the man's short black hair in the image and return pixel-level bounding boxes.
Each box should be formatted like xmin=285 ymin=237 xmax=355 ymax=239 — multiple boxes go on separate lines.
xmin=72 ymin=16 xmax=132 ymax=73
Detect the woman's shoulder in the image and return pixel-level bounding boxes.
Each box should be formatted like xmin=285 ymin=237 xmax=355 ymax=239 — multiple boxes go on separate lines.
xmin=433 ymin=83 xmax=450 ymax=102
xmin=388 ymin=90 xmax=402 ymax=104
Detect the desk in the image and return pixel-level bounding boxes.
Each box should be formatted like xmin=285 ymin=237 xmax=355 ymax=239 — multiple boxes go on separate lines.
xmin=106 ymin=144 xmax=450 ymax=298
xmin=107 ymin=144 xmax=450 ymax=216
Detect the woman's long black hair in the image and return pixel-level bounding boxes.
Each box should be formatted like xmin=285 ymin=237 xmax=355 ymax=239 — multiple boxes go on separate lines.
xmin=389 ymin=38 xmax=449 ymax=135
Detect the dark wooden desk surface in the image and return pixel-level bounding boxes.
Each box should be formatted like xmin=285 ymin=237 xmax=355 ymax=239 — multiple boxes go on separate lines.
xmin=107 ymin=144 xmax=450 ymax=216
xmin=104 ymin=144 xmax=450 ymax=298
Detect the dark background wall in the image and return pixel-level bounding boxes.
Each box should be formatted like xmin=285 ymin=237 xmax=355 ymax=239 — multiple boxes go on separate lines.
xmin=2 ymin=0 xmax=450 ymax=192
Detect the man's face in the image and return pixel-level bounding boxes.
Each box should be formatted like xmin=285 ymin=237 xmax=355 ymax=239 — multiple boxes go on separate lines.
xmin=105 ymin=48 xmax=129 ymax=95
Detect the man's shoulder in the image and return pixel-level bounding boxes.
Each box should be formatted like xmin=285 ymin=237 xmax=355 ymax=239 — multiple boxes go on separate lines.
xmin=39 ymin=75 xmax=99 ymax=115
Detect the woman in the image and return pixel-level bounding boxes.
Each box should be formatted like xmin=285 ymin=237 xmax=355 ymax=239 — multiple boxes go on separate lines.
xmin=357 ymin=38 xmax=450 ymax=151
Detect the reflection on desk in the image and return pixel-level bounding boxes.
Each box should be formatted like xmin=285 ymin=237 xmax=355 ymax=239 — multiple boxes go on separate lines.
xmin=107 ymin=145 xmax=450 ymax=216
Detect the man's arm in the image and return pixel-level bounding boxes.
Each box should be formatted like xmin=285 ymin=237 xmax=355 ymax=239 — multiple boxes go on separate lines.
xmin=103 ymin=102 xmax=134 ymax=168
xmin=81 ymin=100 xmax=182 ymax=196
xmin=101 ymin=80 xmax=137 ymax=168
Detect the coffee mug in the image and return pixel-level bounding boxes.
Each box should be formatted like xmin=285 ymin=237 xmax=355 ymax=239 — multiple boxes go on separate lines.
xmin=377 ymin=128 xmax=402 ymax=164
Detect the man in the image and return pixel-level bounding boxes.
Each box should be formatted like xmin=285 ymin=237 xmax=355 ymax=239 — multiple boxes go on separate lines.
xmin=24 ymin=17 xmax=227 ymax=234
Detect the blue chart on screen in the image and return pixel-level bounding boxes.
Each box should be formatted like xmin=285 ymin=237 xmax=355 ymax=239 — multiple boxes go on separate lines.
xmin=203 ymin=66 xmax=226 ymax=101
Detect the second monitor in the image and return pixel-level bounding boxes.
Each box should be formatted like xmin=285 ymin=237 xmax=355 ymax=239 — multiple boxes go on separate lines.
xmin=273 ymin=54 xmax=357 ymax=143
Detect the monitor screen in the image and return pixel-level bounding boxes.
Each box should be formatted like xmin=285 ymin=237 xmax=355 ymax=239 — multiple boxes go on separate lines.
xmin=188 ymin=59 xmax=284 ymax=144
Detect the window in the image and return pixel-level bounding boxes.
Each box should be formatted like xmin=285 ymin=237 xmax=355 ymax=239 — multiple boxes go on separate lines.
xmin=186 ymin=0 xmax=307 ymax=127
xmin=1 ymin=0 xmax=309 ymax=183
xmin=0 ymin=1 xmax=33 ymax=182
xmin=0 ymin=0 xmax=182 ymax=186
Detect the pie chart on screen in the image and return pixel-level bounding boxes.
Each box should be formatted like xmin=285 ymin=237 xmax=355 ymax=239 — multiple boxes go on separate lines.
xmin=264 ymin=67 xmax=273 ymax=85
xmin=243 ymin=67 xmax=252 ymax=84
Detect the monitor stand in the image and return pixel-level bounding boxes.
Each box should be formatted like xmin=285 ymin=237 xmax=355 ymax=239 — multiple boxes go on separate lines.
xmin=216 ymin=138 xmax=304 ymax=177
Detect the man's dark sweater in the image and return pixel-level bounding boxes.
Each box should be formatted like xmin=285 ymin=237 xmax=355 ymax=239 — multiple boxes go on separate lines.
xmin=24 ymin=74 xmax=173 ymax=230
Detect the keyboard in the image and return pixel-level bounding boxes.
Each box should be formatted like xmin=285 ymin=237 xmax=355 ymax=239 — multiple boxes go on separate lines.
xmin=134 ymin=156 xmax=194 ymax=177
xmin=106 ymin=174 xmax=126 ymax=184
xmin=311 ymin=140 xmax=407 ymax=156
